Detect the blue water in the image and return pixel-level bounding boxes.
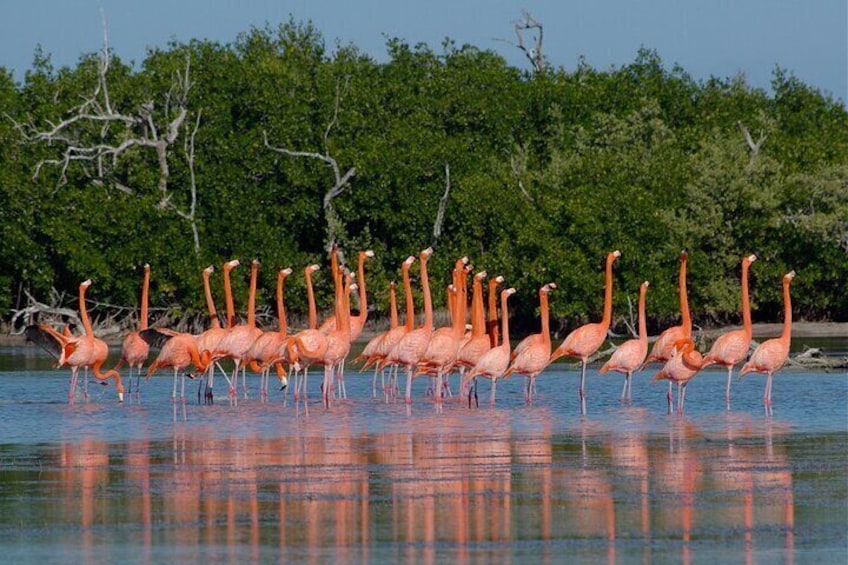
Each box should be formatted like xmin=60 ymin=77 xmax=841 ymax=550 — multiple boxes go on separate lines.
xmin=0 ymin=346 xmax=846 ymax=563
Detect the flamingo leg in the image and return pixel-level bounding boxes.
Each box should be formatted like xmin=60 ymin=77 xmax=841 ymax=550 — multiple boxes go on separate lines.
xmin=135 ymin=365 xmax=143 ymax=398
xmin=579 ymin=360 xmax=587 ymax=415
xmin=725 ymin=365 xmax=734 ymax=410
xmin=490 ymin=378 xmax=497 ymax=406
xmin=666 ymin=380 xmax=673 ymax=415
xmin=172 ymin=368 xmax=179 ymax=402
xmin=68 ymin=367 xmax=79 ymax=404
xmin=405 ymin=366 xmax=413 ymax=405
xmin=621 ymin=374 xmax=629 ymax=402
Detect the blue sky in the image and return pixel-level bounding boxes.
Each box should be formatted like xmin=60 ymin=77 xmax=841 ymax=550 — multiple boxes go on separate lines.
xmin=2 ymin=1 xmax=846 ymax=104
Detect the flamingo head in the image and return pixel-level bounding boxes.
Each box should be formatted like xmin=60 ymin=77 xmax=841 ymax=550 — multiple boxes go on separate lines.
xmin=611 ymin=249 xmax=622 ymax=259
xmin=307 ymin=264 xmax=320 ymax=274
xmin=679 ymin=249 xmax=688 ymax=261
xmin=143 ymin=263 xmax=150 ymax=272
xmin=421 ymin=247 xmax=434 ymax=259
xmin=404 ymin=256 xmax=416 ymax=266
xmin=475 ymin=270 xmax=487 ymax=280
xmin=746 ymin=253 xmax=758 ymax=264
xmin=495 ymin=275 xmax=505 ymax=284
xmin=81 ymin=279 xmax=92 ymax=288
xmin=504 ymin=287 xmax=517 ymax=297
xmin=203 ymin=265 xmax=214 ymax=275
xmin=642 ymin=280 xmax=650 ymax=289
xmin=225 ymin=259 xmax=240 ymax=271
xmin=390 ymin=281 xmax=397 ymax=290
xmin=785 ymin=270 xmax=796 ymax=282
xmin=363 ymin=250 xmax=375 ymax=259
xmin=542 ymin=283 xmax=556 ymax=293
xmin=280 ymin=267 xmax=293 ymax=278
xmin=252 ymin=259 xmax=260 ymax=267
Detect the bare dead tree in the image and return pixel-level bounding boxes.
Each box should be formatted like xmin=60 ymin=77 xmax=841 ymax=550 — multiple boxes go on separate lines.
xmin=514 ymin=10 xmax=546 ymax=74
xmin=264 ymin=77 xmax=356 ymax=252
xmin=432 ymin=163 xmax=451 ymax=245
xmin=738 ymin=120 xmax=767 ymax=168
xmin=8 ymin=15 xmax=203 ymax=252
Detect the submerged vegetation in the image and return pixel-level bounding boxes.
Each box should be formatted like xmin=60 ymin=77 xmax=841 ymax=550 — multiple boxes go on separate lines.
xmin=1 ymin=20 xmax=846 ymax=335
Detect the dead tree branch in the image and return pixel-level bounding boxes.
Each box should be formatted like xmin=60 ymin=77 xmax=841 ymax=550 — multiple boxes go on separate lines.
xmin=738 ymin=120 xmax=767 ymax=168
xmin=432 ymin=163 xmax=451 ymax=244
xmin=263 ymin=77 xmax=356 ymax=252
xmin=514 ymin=10 xmax=546 ymax=74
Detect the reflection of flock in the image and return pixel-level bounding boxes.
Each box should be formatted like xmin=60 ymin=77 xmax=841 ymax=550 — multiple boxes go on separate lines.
xmin=26 ymin=247 xmax=795 ymax=416
xmin=20 ymin=415 xmax=796 ymax=563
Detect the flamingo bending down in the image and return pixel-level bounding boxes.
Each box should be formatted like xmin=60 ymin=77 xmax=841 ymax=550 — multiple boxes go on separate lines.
xmin=652 ymin=338 xmax=707 ymax=414
xmin=504 ymin=283 xmax=556 ymax=402
xmin=701 ymin=254 xmax=758 ymax=409
xmin=463 ymin=287 xmax=517 ymax=406
xmin=739 ymin=271 xmax=795 ymax=414
xmin=550 ymin=250 xmax=621 ymax=414
xmin=599 ymin=281 xmax=650 ymax=402
xmin=142 ymin=328 xmax=212 ymax=403
xmin=118 ymin=264 xmax=150 ymax=396
xmin=641 ymin=250 xmax=691 ymax=413
xmin=25 ymin=280 xmax=124 ymax=403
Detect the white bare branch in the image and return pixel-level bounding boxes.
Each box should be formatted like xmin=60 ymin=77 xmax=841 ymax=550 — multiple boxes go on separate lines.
xmin=433 ymin=163 xmax=451 ymax=243
xmin=514 ymin=10 xmax=546 ymax=74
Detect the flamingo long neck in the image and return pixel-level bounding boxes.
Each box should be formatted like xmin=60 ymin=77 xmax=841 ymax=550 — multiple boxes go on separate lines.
xmin=203 ymin=270 xmax=221 ymax=330
xmin=780 ymin=277 xmax=793 ymax=344
xmin=679 ymin=255 xmax=691 ymax=337
xmin=500 ymin=291 xmax=511 ymax=349
xmin=421 ymin=254 xmax=433 ymax=331
xmin=276 ymin=273 xmax=288 ymax=335
xmin=306 ymin=269 xmax=318 ymax=330
xmin=601 ymin=254 xmax=616 ymax=329
xmin=451 ymin=264 xmax=466 ymax=337
xmin=402 ymin=263 xmax=414 ymax=331
xmin=140 ymin=266 xmax=150 ymax=330
xmin=540 ymin=289 xmax=551 ymax=343
xmin=79 ymin=283 xmax=93 ymax=336
xmin=357 ymin=253 xmax=368 ymax=318
xmin=339 ymin=273 xmax=352 ymax=337
xmin=741 ymin=259 xmax=753 ymax=339
xmin=471 ymin=276 xmax=484 ymax=337
xmin=488 ymin=279 xmax=501 ymax=347
xmin=637 ymin=284 xmax=648 ymax=343
xmin=247 ymin=261 xmax=258 ymax=328
xmin=224 ymin=265 xmax=236 ymax=328
xmin=389 ymin=283 xmax=399 ymax=329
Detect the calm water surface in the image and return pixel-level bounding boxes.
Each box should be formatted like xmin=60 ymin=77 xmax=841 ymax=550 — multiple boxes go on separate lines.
xmin=0 ymin=346 xmax=846 ymax=564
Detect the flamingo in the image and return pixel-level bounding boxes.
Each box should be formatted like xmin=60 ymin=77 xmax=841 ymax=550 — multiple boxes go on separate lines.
xmin=504 ymin=282 xmax=556 ymax=402
xmin=599 ymin=281 xmax=650 ymax=403
xmin=217 ymin=259 xmax=263 ymax=400
xmin=550 ymin=250 xmax=621 ymax=414
xmin=739 ymin=271 xmax=795 ymax=414
xmin=25 ymin=280 xmax=124 ymax=403
xmin=118 ymin=263 xmax=150 ymax=397
xmin=641 ymin=250 xmax=691 ymax=413
xmin=244 ymin=267 xmax=294 ymax=402
xmin=385 ymin=247 xmax=435 ymax=404
xmin=373 ymin=256 xmax=417 ymax=398
xmin=320 ymin=246 xmax=355 ymax=407
xmin=289 ymin=264 xmax=330 ymax=403
xmin=455 ymin=271 xmax=494 ymax=393
xmin=195 ymin=265 xmax=231 ymax=404
xmin=142 ymin=327 xmax=212 ymax=404
xmin=417 ymin=256 xmax=469 ymax=401
xmin=356 ymin=280 xmax=397 ymax=397
xmin=701 ymin=254 xmax=758 ymax=409
xmin=320 ymin=249 xmax=375 ymax=342
xmin=652 ymin=338 xmax=707 ymax=414
xmin=486 ymin=275 xmax=504 ymax=347
xmin=463 ymin=287 xmax=517 ymax=406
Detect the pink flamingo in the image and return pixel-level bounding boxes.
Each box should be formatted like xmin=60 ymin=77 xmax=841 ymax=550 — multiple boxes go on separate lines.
xmin=599 ymin=281 xmax=650 ymax=403
xmin=195 ymin=265 xmax=230 ymax=404
xmin=289 ymin=264 xmax=330 ymax=403
xmin=504 ymin=283 xmax=556 ymax=402
xmin=652 ymin=338 xmax=707 ymax=414
xmin=486 ymin=275 xmax=504 ymax=347
xmin=143 ymin=327 xmax=212 ymax=404
xmin=550 ymin=250 xmax=621 ymax=414
xmin=320 ymin=249 xmax=375 ymax=342
xmin=385 ymin=247 xmax=434 ymax=404
xmin=642 ymin=250 xmax=691 ymax=413
xmin=455 ymin=271 xmax=494 ymax=392
xmin=320 ymin=246 xmax=355 ymax=407
xmin=739 ymin=271 xmax=795 ymax=414
xmin=702 ymin=254 xmax=758 ymax=409
xmin=217 ymin=259 xmax=263 ymax=401
xmin=373 ymin=256 xmax=417 ymax=398
xmin=244 ymin=267 xmax=293 ymax=401
xmin=463 ymin=287 xmax=517 ymax=406
xmin=417 ymin=256 xmax=469 ymax=401
xmin=356 ymin=280 xmax=397 ymax=397
xmin=26 ymin=280 xmax=124 ymax=403
xmin=118 ymin=264 xmax=150 ymax=396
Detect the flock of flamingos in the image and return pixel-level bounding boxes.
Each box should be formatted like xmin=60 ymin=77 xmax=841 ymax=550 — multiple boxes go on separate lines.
xmin=25 ymin=245 xmax=796 ymax=416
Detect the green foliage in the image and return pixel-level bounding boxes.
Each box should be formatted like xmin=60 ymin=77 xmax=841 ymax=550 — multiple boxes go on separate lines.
xmin=2 ymin=23 xmax=847 ymax=335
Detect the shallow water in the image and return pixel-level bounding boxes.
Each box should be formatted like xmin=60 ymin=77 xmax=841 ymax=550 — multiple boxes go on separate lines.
xmin=0 ymin=346 xmax=846 ymax=563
